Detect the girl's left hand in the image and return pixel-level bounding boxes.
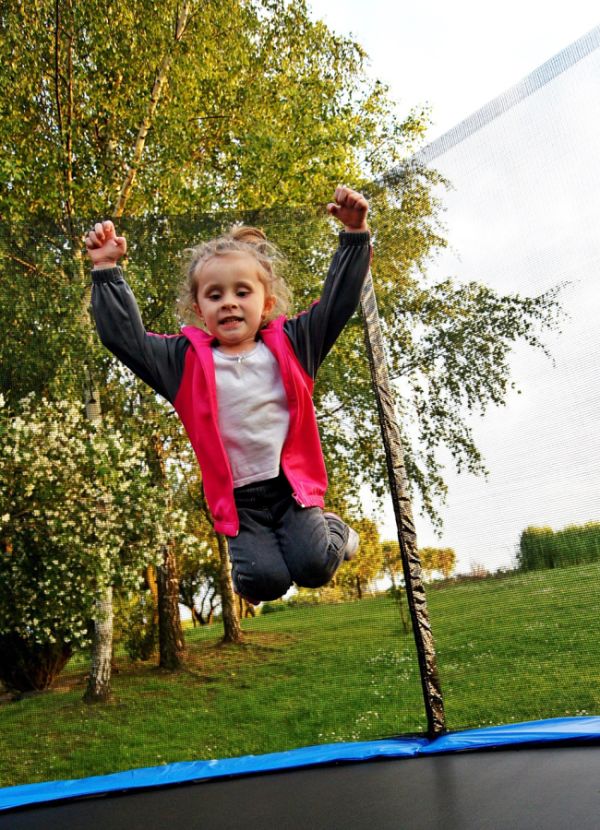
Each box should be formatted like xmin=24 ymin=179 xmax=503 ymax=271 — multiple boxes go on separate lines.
xmin=327 ymin=186 xmax=369 ymax=232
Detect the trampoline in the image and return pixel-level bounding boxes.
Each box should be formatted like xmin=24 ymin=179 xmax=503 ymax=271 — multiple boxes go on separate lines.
xmin=1 ymin=18 xmax=600 ymax=830
xmin=2 ymin=719 xmax=600 ymax=828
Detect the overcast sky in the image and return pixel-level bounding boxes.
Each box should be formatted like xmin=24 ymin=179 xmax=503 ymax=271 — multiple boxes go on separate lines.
xmin=308 ymin=2 xmax=600 ymax=573
xmin=308 ymin=1 xmax=599 ymax=141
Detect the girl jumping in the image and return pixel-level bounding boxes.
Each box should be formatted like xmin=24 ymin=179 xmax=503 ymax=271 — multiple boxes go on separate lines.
xmin=86 ymin=186 xmax=371 ymax=604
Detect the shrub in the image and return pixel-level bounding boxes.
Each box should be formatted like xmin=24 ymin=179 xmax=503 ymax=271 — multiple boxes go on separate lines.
xmin=260 ymin=602 xmax=288 ymax=615
xmin=114 ymin=590 xmax=158 ymax=662
xmin=0 ymin=393 xmax=196 ymax=690
xmin=518 ymin=522 xmax=600 ymax=571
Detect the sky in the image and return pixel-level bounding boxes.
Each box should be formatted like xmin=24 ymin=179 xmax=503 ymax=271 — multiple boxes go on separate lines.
xmin=308 ymin=1 xmax=600 ymax=142
xmin=308 ymin=2 xmax=600 ymax=573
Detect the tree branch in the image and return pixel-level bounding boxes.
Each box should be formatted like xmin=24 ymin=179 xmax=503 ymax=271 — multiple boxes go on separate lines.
xmin=53 ymin=0 xmax=63 ymax=137
xmin=316 ymin=401 xmax=346 ymax=422
xmin=4 ymin=253 xmax=58 ymax=283
xmin=65 ymin=7 xmax=74 ymax=236
xmin=113 ymin=0 xmax=195 ymax=217
xmin=53 ymin=0 xmax=74 ymax=238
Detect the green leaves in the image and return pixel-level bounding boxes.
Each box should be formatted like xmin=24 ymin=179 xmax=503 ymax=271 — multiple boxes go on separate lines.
xmin=0 ymin=394 xmax=199 ymax=648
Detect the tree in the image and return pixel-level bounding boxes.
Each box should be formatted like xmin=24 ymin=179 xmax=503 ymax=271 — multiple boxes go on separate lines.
xmin=306 ymin=173 xmax=564 ymax=528
xmin=174 ymin=470 xmax=219 ymax=626
xmin=1 ymin=0 xmax=202 ymax=697
xmin=419 ymin=547 xmax=457 ymax=581
xmin=146 ymin=434 xmax=185 ymax=669
xmin=0 ymin=394 xmax=195 ymax=692
xmin=335 ymin=517 xmax=385 ymax=600
xmin=381 ymin=541 xmax=409 ymax=634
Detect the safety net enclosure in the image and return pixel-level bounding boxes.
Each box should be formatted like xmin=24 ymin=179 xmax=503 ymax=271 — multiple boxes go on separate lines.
xmin=405 ymin=25 xmax=600 ymax=729
xmin=1 ymin=20 xmax=599 ymax=826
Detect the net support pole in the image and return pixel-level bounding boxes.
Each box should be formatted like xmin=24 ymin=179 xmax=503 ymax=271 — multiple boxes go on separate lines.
xmin=360 ymin=269 xmax=446 ymax=736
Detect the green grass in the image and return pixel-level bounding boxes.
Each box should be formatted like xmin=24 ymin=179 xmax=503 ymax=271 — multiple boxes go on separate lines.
xmin=1 ymin=563 xmax=599 ymax=788
xmin=428 ymin=564 xmax=600 ymax=727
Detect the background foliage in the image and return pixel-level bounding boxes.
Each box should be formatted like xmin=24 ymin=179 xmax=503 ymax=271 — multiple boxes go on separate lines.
xmin=0 ymin=0 xmax=563 ymax=668
xmin=518 ymin=522 xmax=600 ymax=571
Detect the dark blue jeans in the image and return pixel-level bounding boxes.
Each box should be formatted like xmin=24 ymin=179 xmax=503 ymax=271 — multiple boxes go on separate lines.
xmin=226 ymin=472 xmax=349 ymax=602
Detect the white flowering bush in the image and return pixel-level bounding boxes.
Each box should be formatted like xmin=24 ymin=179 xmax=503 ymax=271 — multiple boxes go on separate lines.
xmin=0 ymin=392 xmax=197 ymax=690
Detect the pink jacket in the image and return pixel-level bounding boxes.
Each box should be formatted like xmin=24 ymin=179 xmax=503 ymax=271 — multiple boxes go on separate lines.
xmin=177 ymin=318 xmax=327 ymax=535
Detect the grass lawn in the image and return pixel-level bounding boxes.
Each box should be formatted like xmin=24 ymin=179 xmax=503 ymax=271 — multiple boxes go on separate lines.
xmin=1 ymin=563 xmax=599 ymax=788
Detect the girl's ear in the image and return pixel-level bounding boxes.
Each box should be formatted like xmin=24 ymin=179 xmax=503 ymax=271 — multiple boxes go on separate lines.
xmin=263 ymin=294 xmax=276 ymax=319
xmin=192 ymin=301 xmax=204 ymax=321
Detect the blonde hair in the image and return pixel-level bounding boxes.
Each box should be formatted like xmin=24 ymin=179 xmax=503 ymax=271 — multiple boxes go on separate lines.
xmin=177 ymin=225 xmax=292 ymax=328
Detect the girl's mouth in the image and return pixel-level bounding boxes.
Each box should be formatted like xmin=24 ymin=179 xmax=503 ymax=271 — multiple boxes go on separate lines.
xmin=219 ymin=316 xmax=243 ymax=329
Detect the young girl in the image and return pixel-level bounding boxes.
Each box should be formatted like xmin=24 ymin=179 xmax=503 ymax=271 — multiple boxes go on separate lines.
xmin=86 ymin=186 xmax=371 ymax=604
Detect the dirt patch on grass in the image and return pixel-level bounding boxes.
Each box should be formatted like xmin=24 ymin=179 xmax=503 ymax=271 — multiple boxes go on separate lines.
xmin=3 ymin=631 xmax=298 ymax=700
xmin=183 ymin=631 xmax=297 ymax=676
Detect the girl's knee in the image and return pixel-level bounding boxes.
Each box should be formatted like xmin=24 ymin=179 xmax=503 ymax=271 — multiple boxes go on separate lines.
xmin=290 ymin=551 xmax=339 ymax=589
xmin=294 ymin=571 xmax=331 ymax=589
xmin=233 ymin=569 xmax=291 ymax=603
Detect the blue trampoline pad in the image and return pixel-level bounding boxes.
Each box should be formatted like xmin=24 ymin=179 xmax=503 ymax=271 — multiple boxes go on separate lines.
xmin=1 ymin=716 xmax=599 ymax=828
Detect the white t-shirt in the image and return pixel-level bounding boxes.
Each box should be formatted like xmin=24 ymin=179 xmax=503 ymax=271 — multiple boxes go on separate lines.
xmin=212 ymin=341 xmax=290 ymax=488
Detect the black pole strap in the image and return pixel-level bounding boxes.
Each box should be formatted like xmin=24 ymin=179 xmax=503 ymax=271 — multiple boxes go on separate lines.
xmin=360 ymin=269 xmax=445 ymax=736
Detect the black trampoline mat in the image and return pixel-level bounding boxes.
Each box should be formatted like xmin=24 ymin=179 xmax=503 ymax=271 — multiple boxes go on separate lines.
xmin=3 ymin=746 xmax=600 ymax=830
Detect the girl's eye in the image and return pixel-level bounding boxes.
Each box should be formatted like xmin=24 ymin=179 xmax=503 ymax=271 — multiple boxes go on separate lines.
xmin=208 ymin=293 xmax=220 ymax=301
xmin=237 ymin=290 xmax=249 ymax=297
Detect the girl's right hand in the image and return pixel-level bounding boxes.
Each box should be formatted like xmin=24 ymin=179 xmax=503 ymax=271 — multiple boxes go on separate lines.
xmin=84 ymin=221 xmax=127 ymax=268
xmin=326 ymin=186 xmax=369 ymax=232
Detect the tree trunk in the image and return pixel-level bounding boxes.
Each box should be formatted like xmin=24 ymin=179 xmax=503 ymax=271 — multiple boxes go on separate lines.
xmin=83 ymin=584 xmax=114 ymax=703
xmin=149 ymin=434 xmax=186 ymax=669
xmin=145 ymin=564 xmax=160 ymax=633
xmin=80 ymin=278 xmax=115 ymax=703
xmin=237 ymin=596 xmax=257 ymax=619
xmin=387 ymin=563 xmax=409 ymax=635
xmin=216 ymin=533 xmax=242 ymax=644
xmin=157 ymin=541 xmax=185 ymax=669
xmin=360 ymin=269 xmax=446 ymax=736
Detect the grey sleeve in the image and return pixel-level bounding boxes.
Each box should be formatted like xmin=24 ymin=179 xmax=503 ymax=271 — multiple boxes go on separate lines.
xmin=284 ymin=231 xmax=371 ymax=379
xmin=91 ymin=267 xmax=189 ymax=404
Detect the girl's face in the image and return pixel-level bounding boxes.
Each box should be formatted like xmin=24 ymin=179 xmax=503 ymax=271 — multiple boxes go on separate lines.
xmin=192 ymin=252 xmax=275 ymax=354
